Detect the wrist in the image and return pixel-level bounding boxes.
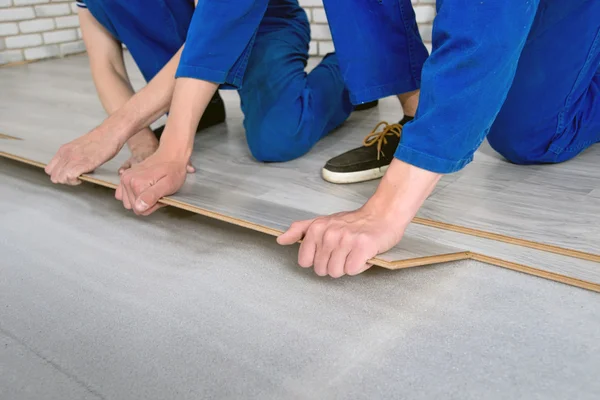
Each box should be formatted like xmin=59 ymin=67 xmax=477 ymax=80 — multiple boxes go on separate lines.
xmin=126 ymin=128 xmax=158 ymax=150
xmin=364 ymin=158 xmax=441 ymax=226
xmin=101 ymin=108 xmax=141 ymax=147
xmin=156 ymin=125 xmax=194 ymax=163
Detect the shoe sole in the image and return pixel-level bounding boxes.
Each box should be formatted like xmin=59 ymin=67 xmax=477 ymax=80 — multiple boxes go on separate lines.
xmin=321 ymin=165 xmax=389 ymax=184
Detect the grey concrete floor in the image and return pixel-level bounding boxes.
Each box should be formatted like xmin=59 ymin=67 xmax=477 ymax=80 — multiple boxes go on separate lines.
xmin=1 ymin=159 xmax=599 ymax=400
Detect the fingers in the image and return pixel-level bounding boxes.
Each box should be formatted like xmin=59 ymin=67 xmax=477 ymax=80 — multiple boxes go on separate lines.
xmin=45 ymin=153 xmax=61 ymax=176
xmin=133 ymin=177 xmax=174 ymax=215
xmin=47 ymin=155 xmax=90 ymax=186
xmin=46 ymin=142 xmax=97 ymax=185
xmin=140 ymin=203 xmax=167 ymax=216
xmin=277 ymin=219 xmax=314 ymax=246
xmin=312 ymin=227 xmax=338 ymax=276
xmin=66 ymin=176 xmax=82 ymax=186
xmin=115 ymin=183 xmax=132 ymax=209
xmin=186 ymin=161 xmax=196 ymax=174
xmin=52 ymin=161 xmax=86 ymax=186
xmin=326 ymin=244 xmax=352 ymax=279
xmin=283 ymin=215 xmax=379 ymax=278
xmin=345 ymin=242 xmax=377 ymax=276
xmin=119 ymin=170 xmax=153 ymax=211
xmin=122 ymin=178 xmax=137 ymax=210
xmin=118 ymin=159 xmax=132 ymax=175
xmin=344 ymin=249 xmax=377 ymax=276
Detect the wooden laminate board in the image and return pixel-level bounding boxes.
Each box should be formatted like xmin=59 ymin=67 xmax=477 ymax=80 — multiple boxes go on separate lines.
xmin=0 ymin=136 xmax=467 ymax=270
xmin=416 ymin=141 xmax=600 ymax=259
xmin=2 ymin=132 xmax=600 ymax=292
xmin=399 ymin=224 xmax=600 ymax=292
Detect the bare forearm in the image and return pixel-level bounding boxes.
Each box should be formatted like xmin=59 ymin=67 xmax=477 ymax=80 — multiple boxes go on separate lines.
xmin=107 ymin=47 xmax=185 ymax=144
xmin=159 ymin=78 xmax=219 ymax=160
xmin=92 ymin=63 xmax=136 ymax=115
xmin=90 ymin=63 xmax=157 ymax=151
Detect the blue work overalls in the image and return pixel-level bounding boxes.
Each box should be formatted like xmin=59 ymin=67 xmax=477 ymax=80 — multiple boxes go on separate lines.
xmin=324 ymin=0 xmax=600 ymax=172
xmin=79 ymin=0 xmax=352 ymax=162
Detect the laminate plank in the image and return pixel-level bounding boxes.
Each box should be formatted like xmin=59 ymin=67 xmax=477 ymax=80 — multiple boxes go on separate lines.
xmin=395 ymin=223 xmax=600 ymax=292
xmin=0 ymin=137 xmax=466 ymax=270
xmin=416 ymin=141 xmax=600 ymax=257
xmin=3 ymin=115 xmax=600 ymax=291
xmin=589 ymin=189 xmax=600 ymax=199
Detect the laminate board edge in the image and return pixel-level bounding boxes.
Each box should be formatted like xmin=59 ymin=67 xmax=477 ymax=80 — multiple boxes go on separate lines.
xmin=379 ymin=252 xmax=471 ymax=269
xmin=469 ymin=252 xmax=600 ymax=293
xmin=413 ymin=217 xmax=600 ymax=263
xmin=0 ymin=134 xmax=22 ymax=140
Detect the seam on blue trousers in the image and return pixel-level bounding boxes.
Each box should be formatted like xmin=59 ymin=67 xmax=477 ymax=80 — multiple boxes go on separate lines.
xmin=398 ymin=0 xmax=422 ymax=89
xmin=394 ymin=144 xmax=472 ymax=174
xmin=175 ymin=65 xmax=228 ymax=85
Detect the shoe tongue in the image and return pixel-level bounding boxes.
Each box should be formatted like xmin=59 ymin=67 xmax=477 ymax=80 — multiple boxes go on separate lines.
xmin=399 ymin=115 xmax=414 ymax=125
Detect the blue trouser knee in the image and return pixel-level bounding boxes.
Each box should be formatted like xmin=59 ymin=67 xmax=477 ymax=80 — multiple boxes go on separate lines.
xmin=239 ymin=9 xmax=353 ymax=162
xmin=487 ymin=0 xmax=600 ymax=165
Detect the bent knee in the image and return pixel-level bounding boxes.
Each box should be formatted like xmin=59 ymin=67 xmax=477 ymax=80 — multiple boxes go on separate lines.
xmin=246 ymin=124 xmax=317 ymax=163
xmin=488 ymin=121 xmax=561 ymax=165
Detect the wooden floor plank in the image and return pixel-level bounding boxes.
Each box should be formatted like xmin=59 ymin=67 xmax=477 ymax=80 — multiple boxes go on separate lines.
xmin=1 ymin=54 xmax=599 ymax=292
xmin=0 ymin=140 xmax=466 ymax=271
xmin=2 ymin=132 xmax=599 ymax=292
xmin=417 ymin=141 xmax=600 ymax=257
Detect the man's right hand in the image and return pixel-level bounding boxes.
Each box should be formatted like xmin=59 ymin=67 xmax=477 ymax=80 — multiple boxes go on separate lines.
xmin=45 ymin=127 xmax=124 ymax=185
xmin=118 ymin=128 xmax=196 ymax=175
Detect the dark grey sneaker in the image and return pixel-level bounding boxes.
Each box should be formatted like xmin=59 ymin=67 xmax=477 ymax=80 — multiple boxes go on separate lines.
xmin=153 ymin=91 xmax=226 ymax=139
xmin=353 ymin=100 xmax=378 ymax=111
xmin=322 ymin=115 xmax=413 ymax=184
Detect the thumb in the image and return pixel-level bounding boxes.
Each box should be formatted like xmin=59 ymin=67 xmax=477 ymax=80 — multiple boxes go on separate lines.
xmin=277 ymin=219 xmax=314 ymax=245
xmin=186 ymin=162 xmax=196 ymax=174
xmin=134 ymin=178 xmax=172 ymax=214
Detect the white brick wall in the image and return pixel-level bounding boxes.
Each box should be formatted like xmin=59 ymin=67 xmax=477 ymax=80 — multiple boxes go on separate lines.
xmin=0 ymin=0 xmax=435 ymax=65
xmin=0 ymin=0 xmax=83 ymax=65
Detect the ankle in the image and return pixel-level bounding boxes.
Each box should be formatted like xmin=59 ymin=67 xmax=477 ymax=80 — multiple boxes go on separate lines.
xmin=397 ymin=90 xmax=420 ymax=117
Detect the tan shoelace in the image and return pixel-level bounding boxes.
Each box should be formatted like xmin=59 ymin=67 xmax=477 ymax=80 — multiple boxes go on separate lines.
xmin=362 ymin=121 xmax=403 ymax=160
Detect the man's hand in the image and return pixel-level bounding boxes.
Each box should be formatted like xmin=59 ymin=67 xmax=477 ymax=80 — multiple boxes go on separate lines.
xmin=118 ymin=128 xmax=160 ymax=174
xmin=278 ymin=159 xmax=442 ymax=278
xmin=115 ymin=149 xmax=189 ymax=216
xmin=45 ymin=127 xmax=124 ymax=185
xmin=115 ymin=78 xmax=218 ymax=216
xmin=118 ymin=128 xmax=196 ymax=175
xmin=277 ymin=205 xmax=406 ymax=278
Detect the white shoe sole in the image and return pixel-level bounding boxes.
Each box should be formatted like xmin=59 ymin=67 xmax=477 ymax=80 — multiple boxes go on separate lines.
xmin=321 ymin=165 xmax=389 ymax=184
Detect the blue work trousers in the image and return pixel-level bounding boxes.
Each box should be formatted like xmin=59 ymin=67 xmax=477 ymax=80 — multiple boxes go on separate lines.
xmin=324 ymin=0 xmax=600 ymax=171
xmin=84 ymin=0 xmax=352 ymax=162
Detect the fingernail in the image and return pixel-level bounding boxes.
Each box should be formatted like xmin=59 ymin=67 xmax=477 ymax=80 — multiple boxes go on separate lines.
xmin=136 ymin=199 xmax=148 ymax=211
